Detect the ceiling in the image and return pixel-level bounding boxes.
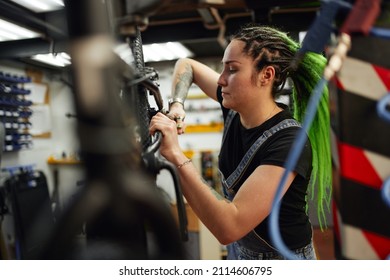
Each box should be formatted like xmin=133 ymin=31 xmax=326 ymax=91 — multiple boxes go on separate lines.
xmin=0 ymin=0 xmax=322 ymax=66
xmin=140 ymin=0 xmax=321 ymax=57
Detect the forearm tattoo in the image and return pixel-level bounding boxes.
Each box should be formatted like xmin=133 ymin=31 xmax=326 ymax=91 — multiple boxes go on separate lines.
xmin=173 ymin=64 xmax=193 ymax=100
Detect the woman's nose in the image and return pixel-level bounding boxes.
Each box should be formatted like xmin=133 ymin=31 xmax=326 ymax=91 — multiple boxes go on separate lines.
xmin=217 ymin=73 xmax=226 ymax=86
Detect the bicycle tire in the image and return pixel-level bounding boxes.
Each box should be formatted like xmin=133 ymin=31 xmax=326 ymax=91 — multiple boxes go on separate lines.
xmin=128 ymin=27 xmax=153 ymax=152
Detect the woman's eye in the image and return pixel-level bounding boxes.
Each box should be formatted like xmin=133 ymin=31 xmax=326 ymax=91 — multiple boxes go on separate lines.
xmin=228 ymin=68 xmax=237 ymax=73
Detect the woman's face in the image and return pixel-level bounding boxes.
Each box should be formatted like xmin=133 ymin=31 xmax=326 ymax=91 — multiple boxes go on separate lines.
xmin=218 ymin=39 xmax=261 ymax=110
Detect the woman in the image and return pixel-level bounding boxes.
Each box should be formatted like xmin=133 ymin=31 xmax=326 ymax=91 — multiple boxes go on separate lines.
xmin=149 ymin=24 xmax=331 ymax=260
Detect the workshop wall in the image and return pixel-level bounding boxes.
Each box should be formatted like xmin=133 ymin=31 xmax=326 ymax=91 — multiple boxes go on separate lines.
xmin=0 ymin=60 xmax=83 ymax=210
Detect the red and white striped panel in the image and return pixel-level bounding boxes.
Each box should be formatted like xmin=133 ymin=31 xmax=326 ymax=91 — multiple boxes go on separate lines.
xmin=333 ymin=200 xmax=390 ymax=259
xmin=336 ymin=56 xmax=390 ymax=101
xmin=332 ymin=56 xmax=390 ymax=259
xmin=333 ymin=55 xmax=390 ymax=188
xmin=338 ymin=142 xmax=390 ymax=189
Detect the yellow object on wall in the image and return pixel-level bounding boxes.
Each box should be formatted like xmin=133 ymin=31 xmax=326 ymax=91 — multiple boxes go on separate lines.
xmin=185 ymin=122 xmax=223 ymax=133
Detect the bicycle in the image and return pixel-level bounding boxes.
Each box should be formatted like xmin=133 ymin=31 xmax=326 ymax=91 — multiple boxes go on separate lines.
xmin=38 ymin=0 xmax=188 ymax=260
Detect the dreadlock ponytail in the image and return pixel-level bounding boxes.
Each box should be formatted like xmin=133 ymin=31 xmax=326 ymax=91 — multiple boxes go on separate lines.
xmin=290 ymin=51 xmax=332 ymax=229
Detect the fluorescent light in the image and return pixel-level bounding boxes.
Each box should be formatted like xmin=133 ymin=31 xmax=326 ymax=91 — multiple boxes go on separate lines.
xmin=10 ymin=0 xmax=64 ymax=13
xmin=0 ymin=29 xmax=19 ymax=41
xmin=166 ymin=42 xmax=194 ymax=59
xmin=0 ymin=18 xmax=41 ymax=42
xmin=114 ymin=42 xmax=194 ymax=63
xmin=29 ymin=41 xmax=193 ymax=67
xmin=114 ymin=43 xmax=135 ymax=65
xmin=299 ymin=31 xmax=307 ymax=44
xmin=143 ymin=42 xmax=193 ymax=63
xmin=31 ymin=52 xmax=71 ymax=67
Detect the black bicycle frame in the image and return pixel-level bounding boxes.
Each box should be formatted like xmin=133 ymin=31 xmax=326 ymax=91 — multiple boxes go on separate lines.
xmin=39 ymin=0 xmax=187 ymax=260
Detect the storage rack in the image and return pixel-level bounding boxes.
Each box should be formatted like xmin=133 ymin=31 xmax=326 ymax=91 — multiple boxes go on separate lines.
xmin=0 ymin=71 xmax=33 ymax=152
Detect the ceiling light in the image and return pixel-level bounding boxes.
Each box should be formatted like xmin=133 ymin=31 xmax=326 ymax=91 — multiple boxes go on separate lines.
xmin=143 ymin=42 xmax=194 ymax=63
xmin=114 ymin=43 xmax=135 ymax=65
xmin=0 ymin=18 xmax=41 ymax=42
xmin=299 ymin=31 xmax=307 ymax=43
xmin=28 ymin=41 xmax=193 ymax=68
xmin=10 ymin=0 xmax=64 ymax=13
xmin=30 ymin=52 xmax=71 ymax=67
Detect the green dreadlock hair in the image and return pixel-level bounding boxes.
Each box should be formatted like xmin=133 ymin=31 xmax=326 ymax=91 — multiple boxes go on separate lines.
xmin=231 ymin=24 xmax=332 ymax=228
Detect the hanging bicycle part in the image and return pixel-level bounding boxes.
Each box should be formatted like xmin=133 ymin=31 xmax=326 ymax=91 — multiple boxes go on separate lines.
xmin=39 ymin=0 xmax=185 ymax=259
xmin=116 ymin=0 xmax=188 ymax=242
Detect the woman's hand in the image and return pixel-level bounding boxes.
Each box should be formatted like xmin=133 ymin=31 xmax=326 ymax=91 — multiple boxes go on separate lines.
xmin=149 ymin=112 xmax=183 ymax=163
xmin=167 ymin=102 xmax=186 ymax=135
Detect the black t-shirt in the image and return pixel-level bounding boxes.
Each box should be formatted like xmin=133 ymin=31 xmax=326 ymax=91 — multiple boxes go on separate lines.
xmin=217 ymin=88 xmax=313 ymax=249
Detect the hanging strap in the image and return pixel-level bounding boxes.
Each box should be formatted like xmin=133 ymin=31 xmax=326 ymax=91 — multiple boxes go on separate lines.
xmin=219 ymin=110 xmax=301 ymax=194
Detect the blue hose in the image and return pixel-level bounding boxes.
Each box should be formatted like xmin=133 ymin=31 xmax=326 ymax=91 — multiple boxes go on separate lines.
xmin=370 ymin=27 xmax=390 ymax=40
xmin=269 ymin=77 xmax=328 ymax=259
xmin=299 ymin=0 xmax=352 ymax=55
xmin=377 ymin=93 xmax=390 ymax=123
xmin=382 ymin=177 xmax=390 ymax=208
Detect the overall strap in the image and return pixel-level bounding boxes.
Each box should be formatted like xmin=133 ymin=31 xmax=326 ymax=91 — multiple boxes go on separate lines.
xmin=221 ymin=110 xmax=237 ymax=145
xmin=220 ymin=118 xmax=301 ymax=194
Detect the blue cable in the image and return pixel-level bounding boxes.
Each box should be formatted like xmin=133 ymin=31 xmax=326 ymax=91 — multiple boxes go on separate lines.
xmin=299 ymin=0 xmax=352 ymax=55
xmin=268 ymin=0 xmax=389 ymax=261
xmin=377 ymin=93 xmax=390 ymax=123
xmin=382 ymin=177 xmax=390 ymax=208
xmin=269 ymin=77 xmax=328 ymax=260
xmin=382 ymin=177 xmax=390 ymax=260
xmin=370 ymin=27 xmax=390 ymax=40
xmin=269 ymin=0 xmax=343 ymax=259
xmin=379 ymin=94 xmax=390 ymax=207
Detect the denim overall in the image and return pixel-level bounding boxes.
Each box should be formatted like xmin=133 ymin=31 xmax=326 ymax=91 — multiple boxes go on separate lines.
xmin=219 ymin=110 xmax=317 ymax=260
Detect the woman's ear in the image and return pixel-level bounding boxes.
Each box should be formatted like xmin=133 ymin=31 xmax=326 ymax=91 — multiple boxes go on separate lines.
xmin=259 ymin=66 xmax=275 ymax=86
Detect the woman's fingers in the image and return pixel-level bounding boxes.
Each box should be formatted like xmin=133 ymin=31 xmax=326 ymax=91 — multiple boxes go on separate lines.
xmin=150 ymin=112 xmax=186 ymax=135
xmin=171 ymin=114 xmax=186 ymax=134
xmin=150 ymin=112 xmax=176 ymax=135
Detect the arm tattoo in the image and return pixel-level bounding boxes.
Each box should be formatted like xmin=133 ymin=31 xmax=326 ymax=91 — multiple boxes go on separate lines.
xmin=173 ymin=64 xmax=193 ymax=100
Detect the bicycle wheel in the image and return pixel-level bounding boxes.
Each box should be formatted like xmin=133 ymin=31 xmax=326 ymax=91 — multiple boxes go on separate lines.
xmin=128 ymin=27 xmax=153 ymax=152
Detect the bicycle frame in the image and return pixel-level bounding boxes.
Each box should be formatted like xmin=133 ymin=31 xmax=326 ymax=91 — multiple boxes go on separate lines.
xmin=38 ymin=0 xmax=187 ymax=259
